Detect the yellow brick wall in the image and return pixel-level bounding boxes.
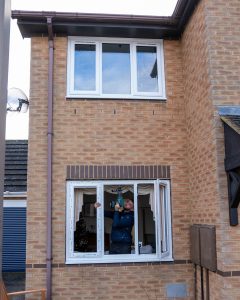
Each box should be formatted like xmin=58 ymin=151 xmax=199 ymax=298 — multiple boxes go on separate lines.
xmin=181 ymin=0 xmax=240 ymax=298
xmin=208 ymin=0 xmax=240 ymax=297
xmin=26 ymin=0 xmax=240 ymax=298
xmin=27 ymin=36 xmax=193 ymax=299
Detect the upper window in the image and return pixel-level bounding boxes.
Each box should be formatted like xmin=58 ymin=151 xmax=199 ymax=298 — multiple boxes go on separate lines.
xmin=67 ymin=37 xmax=166 ymax=99
xmin=66 ymin=180 xmax=172 ymax=264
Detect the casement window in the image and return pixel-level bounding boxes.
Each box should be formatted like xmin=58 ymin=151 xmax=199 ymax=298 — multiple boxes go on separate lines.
xmin=67 ymin=37 xmax=166 ymax=99
xmin=66 ymin=180 xmax=172 ymax=264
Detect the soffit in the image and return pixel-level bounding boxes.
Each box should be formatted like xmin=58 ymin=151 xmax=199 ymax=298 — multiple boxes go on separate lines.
xmin=12 ymin=0 xmax=201 ymax=39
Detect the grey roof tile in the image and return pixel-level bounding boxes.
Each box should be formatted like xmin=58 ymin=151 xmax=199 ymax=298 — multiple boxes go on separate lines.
xmin=4 ymin=140 xmax=28 ymax=192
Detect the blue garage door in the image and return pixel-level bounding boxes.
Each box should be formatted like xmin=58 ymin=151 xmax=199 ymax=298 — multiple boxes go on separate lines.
xmin=2 ymin=207 xmax=26 ymax=272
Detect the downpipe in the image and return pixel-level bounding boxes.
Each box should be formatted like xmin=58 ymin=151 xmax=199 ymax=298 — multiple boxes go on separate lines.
xmin=46 ymin=17 xmax=54 ymax=300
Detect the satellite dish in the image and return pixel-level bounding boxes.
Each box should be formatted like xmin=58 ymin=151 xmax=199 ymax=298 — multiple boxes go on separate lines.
xmin=7 ymin=87 xmax=29 ymax=113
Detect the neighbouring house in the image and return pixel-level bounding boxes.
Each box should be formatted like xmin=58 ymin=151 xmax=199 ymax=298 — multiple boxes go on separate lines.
xmin=3 ymin=140 xmax=27 ymax=273
xmin=11 ymin=0 xmax=240 ymax=299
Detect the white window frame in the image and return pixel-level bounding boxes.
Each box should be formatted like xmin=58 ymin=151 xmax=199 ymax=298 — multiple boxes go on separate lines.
xmin=67 ymin=37 xmax=166 ymax=100
xmin=66 ymin=180 xmax=172 ymax=264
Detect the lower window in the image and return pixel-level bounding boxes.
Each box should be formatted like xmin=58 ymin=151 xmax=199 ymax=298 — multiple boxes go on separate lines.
xmin=66 ymin=180 xmax=172 ymax=263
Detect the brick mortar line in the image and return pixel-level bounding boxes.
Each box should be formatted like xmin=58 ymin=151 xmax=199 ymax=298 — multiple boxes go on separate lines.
xmin=216 ymin=269 xmax=240 ymax=277
xmin=25 ymin=263 xmax=240 ymax=277
xmin=26 ymin=260 xmax=191 ymax=269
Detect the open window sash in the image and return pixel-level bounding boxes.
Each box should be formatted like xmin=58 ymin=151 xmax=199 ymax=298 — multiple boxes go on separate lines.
xmin=156 ymin=180 xmax=172 ymax=260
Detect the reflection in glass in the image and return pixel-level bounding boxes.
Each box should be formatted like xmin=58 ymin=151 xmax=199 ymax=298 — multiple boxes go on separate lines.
xmin=74 ymin=188 xmax=97 ymax=253
xmin=74 ymin=44 xmax=96 ymax=91
xmin=102 ymin=43 xmax=131 ymax=94
xmin=104 ymin=185 xmax=134 ymax=255
xmin=137 ymin=184 xmax=156 ymax=254
xmin=136 ymin=46 xmax=159 ymax=93
xmin=160 ymin=185 xmax=168 ymax=252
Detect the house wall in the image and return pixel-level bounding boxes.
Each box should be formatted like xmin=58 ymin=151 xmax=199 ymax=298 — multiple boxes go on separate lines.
xmin=181 ymin=0 xmax=240 ymax=299
xmin=207 ymin=0 xmax=240 ymax=298
xmin=26 ymin=0 xmax=240 ymax=299
xmin=26 ymin=36 xmax=194 ymax=299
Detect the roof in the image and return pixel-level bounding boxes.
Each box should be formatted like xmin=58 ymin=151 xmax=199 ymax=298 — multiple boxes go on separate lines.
xmin=4 ymin=140 xmax=28 ymax=192
xmin=12 ymin=0 xmax=201 ymax=39
xmin=219 ymin=106 xmax=240 ymax=135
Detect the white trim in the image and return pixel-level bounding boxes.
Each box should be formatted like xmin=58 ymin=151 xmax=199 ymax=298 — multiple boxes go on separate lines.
xmin=134 ymin=183 xmax=139 ymax=255
xmin=67 ymin=37 xmax=166 ymax=100
xmin=154 ymin=180 xmax=161 ymax=259
xmin=134 ymin=43 xmax=162 ymax=97
xmin=158 ymin=180 xmax=173 ymax=260
xmin=66 ymin=179 xmax=172 ymax=264
xmin=66 ymin=255 xmax=173 ymax=265
xmin=3 ymin=199 xmax=27 ymax=208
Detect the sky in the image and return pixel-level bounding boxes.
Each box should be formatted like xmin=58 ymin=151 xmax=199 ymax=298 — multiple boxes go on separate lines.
xmin=6 ymin=0 xmax=178 ymax=139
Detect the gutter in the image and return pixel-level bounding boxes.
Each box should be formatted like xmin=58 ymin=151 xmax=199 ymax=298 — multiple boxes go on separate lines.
xmin=46 ymin=16 xmax=54 ymax=300
xmin=11 ymin=0 xmax=202 ymax=39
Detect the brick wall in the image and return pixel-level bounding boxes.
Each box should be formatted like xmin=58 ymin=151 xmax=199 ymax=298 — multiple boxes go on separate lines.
xmin=182 ymin=0 xmax=240 ymax=298
xmin=26 ymin=0 xmax=240 ymax=298
xmin=26 ymin=36 xmax=193 ymax=299
xmin=207 ymin=0 xmax=240 ymax=298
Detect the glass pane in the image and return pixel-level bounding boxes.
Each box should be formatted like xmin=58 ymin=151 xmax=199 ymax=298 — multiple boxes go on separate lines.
xmin=138 ymin=184 xmax=156 ymax=254
xmin=102 ymin=43 xmax=131 ymax=94
xmin=74 ymin=44 xmax=96 ymax=91
xmin=103 ymin=185 xmax=134 ymax=255
xmin=74 ymin=188 xmax=97 ymax=253
xmin=160 ymin=185 xmax=167 ymax=252
xmin=136 ymin=46 xmax=159 ymax=93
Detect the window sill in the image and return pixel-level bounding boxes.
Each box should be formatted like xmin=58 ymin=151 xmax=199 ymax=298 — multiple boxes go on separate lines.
xmin=65 ymin=255 xmax=173 ymax=265
xmin=66 ymin=95 xmax=167 ymax=102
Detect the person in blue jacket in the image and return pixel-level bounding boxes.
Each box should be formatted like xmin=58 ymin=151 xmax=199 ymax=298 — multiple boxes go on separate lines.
xmin=95 ymin=198 xmax=134 ymax=254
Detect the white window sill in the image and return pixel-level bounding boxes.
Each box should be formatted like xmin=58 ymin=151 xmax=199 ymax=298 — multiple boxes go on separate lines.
xmin=65 ymin=255 xmax=173 ymax=265
xmin=66 ymin=95 xmax=167 ymax=101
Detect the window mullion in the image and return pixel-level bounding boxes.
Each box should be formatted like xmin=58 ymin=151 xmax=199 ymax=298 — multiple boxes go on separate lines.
xmin=134 ymin=183 xmax=139 ymax=256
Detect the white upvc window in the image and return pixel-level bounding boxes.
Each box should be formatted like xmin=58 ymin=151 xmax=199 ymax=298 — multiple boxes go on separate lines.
xmin=66 ymin=180 xmax=172 ymax=264
xmin=67 ymin=37 xmax=166 ymax=100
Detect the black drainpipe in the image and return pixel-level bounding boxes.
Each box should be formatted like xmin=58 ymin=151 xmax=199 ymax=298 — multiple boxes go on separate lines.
xmin=46 ymin=17 xmax=54 ymax=300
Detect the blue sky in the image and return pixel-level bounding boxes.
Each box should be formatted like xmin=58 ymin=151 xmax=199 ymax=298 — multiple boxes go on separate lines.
xmin=6 ymin=0 xmax=178 ymax=139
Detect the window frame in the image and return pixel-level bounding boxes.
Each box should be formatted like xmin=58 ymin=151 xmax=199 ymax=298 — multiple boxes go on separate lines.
xmin=66 ymin=180 xmax=172 ymax=264
xmin=67 ymin=37 xmax=166 ymax=100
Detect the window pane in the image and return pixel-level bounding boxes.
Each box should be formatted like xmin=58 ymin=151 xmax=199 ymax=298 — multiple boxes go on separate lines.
xmin=102 ymin=43 xmax=131 ymax=94
xmin=103 ymin=185 xmax=134 ymax=255
xmin=160 ymin=185 xmax=168 ymax=253
xmin=136 ymin=46 xmax=159 ymax=93
xmin=74 ymin=188 xmax=97 ymax=253
xmin=137 ymin=184 xmax=156 ymax=254
xmin=74 ymin=44 xmax=96 ymax=91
